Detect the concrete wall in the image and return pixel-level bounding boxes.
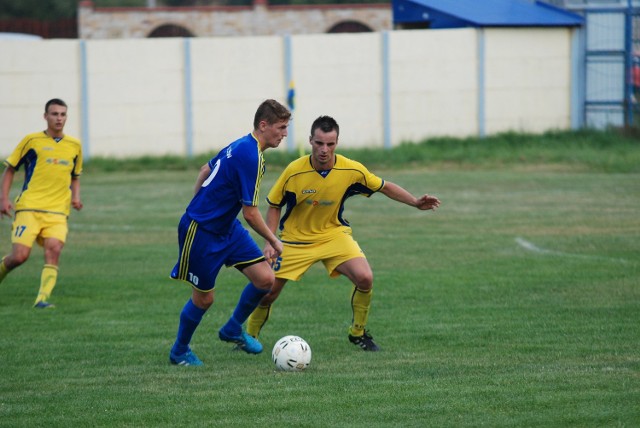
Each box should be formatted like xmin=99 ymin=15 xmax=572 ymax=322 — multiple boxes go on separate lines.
xmin=0 ymin=27 xmax=577 ymax=159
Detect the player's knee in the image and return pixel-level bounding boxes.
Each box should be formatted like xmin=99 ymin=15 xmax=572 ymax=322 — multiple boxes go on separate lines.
xmin=261 ymin=289 xmax=281 ymax=305
xmin=355 ymin=269 xmax=373 ymax=288
xmin=10 ymin=250 xmax=30 ymax=266
xmin=253 ymin=272 xmax=275 ymax=291
xmin=192 ymin=292 xmax=214 ymax=309
xmin=44 ymin=241 xmax=64 ymax=258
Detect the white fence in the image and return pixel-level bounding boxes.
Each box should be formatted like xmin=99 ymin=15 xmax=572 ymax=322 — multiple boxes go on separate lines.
xmin=0 ymin=27 xmax=579 ymax=159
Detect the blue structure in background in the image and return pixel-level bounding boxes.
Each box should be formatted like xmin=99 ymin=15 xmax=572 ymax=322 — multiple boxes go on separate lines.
xmin=393 ymin=0 xmax=584 ymax=28
xmin=391 ymin=0 xmax=585 ymax=134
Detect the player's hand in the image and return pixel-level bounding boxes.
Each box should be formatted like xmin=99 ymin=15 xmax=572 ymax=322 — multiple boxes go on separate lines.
xmin=416 ymin=194 xmax=441 ymax=211
xmin=0 ymin=200 xmax=13 ymax=219
xmin=263 ymin=242 xmax=275 ymax=260
xmin=72 ymin=199 xmax=83 ymax=211
xmin=264 ymin=240 xmax=283 ymax=264
xmin=270 ymin=239 xmax=283 ymax=258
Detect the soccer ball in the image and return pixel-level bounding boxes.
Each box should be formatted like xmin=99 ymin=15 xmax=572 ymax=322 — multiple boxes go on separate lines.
xmin=272 ymin=335 xmax=312 ymax=372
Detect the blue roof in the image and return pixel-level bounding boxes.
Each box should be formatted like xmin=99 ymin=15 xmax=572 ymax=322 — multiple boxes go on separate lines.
xmin=393 ymin=0 xmax=584 ymax=28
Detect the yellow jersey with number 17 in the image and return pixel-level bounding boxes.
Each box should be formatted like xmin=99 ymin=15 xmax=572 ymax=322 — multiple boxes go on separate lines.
xmin=266 ymin=154 xmax=384 ymax=244
xmin=4 ymin=131 xmax=83 ymax=216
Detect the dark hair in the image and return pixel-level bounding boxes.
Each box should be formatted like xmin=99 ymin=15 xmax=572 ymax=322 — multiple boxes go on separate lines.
xmin=310 ymin=115 xmax=339 ymax=137
xmin=253 ymin=99 xmax=291 ymax=129
xmin=45 ymin=98 xmax=67 ymax=113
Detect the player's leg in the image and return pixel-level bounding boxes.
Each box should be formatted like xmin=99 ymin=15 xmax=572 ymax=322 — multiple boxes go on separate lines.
xmin=0 ymin=244 xmax=31 ymax=283
xmin=33 ymin=237 xmax=64 ymax=308
xmin=1 ymin=212 xmax=37 ymax=284
xmin=218 ymin=223 xmax=273 ymax=353
xmin=169 ymin=216 xmax=220 ymax=366
xmin=246 ymin=277 xmax=288 ymax=338
xmin=218 ymin=260 xmax=273 ymax=354
xmin=333 ymin=253 xmax=380 ymax=351
xmin=247 ymin=242 xmax=315 ymax=338
xmin=334 ymin=256 xmax=374 ymax=332
xmin=170 ymin=288 xmax=212 ymax=366
xmin=33 ymin=214 xmax=68 ymax=308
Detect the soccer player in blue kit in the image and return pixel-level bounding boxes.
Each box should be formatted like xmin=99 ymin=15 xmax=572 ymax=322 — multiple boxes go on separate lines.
xmin=168 ymin=99 xmax=290 ymax=366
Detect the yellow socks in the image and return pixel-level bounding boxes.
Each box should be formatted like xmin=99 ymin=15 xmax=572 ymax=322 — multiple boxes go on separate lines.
xmin=0 ymin=257 xmax=9 ymax=284
xmin=246 ymin=304 xmax=272 ymax=338
xmin=349 ymin=286 xmax=372 ymax=337
xmin=34 ymin=264 xmax=58 ymax=305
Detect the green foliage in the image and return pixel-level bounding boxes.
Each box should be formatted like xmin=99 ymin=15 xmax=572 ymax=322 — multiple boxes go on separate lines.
xmin=85 ymin=129 xmax=640 ymax=174
xmin=0 ymin=0 xmax=78 ymax=20
xmin=93 ymin=0 xmax=148 ymax=6
xmin=0 ymin=167 xmax=638 ymax=426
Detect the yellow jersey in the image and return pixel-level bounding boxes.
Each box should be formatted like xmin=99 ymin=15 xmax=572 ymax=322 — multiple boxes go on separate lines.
xmin=5 ymin=131 xmax=83 ymax=216
xmin=267 ymin=154 xmax=384 ymax=243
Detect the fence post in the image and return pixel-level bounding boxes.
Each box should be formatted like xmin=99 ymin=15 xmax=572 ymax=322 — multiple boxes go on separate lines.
xmin=183 ymin=37 xmax=194 ymax=158
xmin=283 ymin=34 xmax=296 ymax=153
xmin=382 ymin=30 xmax=392 ymax=149
xmin=80 ymin=39 xmax=91 ymax=160
xmin=477 ymin=28 xmax=486 ymax=138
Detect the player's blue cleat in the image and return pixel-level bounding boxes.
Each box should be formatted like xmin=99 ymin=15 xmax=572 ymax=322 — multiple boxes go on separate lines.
xmin=218 ymin=329 xmax=263 ymax=354
xmin=33 ymin=301 xmax=55 ymax=309
xmin=169 ymin=350 xmax=203 ymax=366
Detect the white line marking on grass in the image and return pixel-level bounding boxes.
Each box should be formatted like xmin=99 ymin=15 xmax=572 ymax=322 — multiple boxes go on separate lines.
xmin=515 ymin=237 xmax=629 ymax=264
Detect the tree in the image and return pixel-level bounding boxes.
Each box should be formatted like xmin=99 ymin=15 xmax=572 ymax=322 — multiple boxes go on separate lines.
xmin=0 ymin=0 xmax=77 ymax=20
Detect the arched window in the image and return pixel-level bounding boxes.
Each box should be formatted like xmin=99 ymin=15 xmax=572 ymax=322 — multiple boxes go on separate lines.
xmin=148 ymin=24 xmax=194 ymax=38
xmin=327 ymin=21 xmax=372 ymax=34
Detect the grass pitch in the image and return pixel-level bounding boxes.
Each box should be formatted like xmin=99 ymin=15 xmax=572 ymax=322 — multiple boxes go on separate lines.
xmin=0 ymin=163 xmax=638 ymax=426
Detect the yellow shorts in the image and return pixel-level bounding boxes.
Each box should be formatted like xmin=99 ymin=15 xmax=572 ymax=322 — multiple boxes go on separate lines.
xmin=273 ymin=232 xmax=365 ymax=281
xmin=11 ymin=211 xmax=68 ymax=248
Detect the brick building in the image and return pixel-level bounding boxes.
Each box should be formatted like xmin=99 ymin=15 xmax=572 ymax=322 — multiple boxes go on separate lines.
xmin=78 ymin=0 xmax=391 ymax=39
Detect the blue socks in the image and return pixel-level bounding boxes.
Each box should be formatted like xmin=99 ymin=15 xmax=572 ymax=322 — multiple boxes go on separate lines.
xmin=221 ymin=283 xmax=269 ymax=337
xmin=172 ymin=299 xmax=206 ymax=356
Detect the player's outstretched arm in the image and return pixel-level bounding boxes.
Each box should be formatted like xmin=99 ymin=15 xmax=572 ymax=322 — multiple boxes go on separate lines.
xmin=415 ymin=193 xmax=441 ymax=211
xmin=379 ymin=181 xmax=440 ymax=211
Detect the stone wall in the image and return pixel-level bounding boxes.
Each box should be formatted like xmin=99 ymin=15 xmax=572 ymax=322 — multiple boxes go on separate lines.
xmin=78 ymin=0 xmax=392 ymax=39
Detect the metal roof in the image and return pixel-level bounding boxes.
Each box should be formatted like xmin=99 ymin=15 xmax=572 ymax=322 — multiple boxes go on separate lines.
xmin=393 ymin=0 xmax=584 ymax=28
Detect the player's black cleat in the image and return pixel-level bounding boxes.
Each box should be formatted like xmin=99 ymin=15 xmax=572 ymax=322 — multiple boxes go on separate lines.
xmin=348 ymin=331 xmax=380 ymax=351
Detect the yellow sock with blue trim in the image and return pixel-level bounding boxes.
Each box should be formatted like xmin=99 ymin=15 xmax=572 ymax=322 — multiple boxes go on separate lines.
xmin=349 ymin=286 xmax=372 ymax=337
xmin=0 ymin=257 xmax=9 ymax=284
xmin=34 ymin=264 xmax=58 ymax=304
xmin=247 ymin=304 xmax=272 ymax=338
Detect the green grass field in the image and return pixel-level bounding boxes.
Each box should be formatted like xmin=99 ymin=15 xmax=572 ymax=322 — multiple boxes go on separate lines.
xmin=1 ymin=135 xmax=639 ymax=426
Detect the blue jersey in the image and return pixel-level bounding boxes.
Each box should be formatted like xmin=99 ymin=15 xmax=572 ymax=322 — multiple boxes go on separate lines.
xmin=186 ymin=133 xmax=265 ymax=234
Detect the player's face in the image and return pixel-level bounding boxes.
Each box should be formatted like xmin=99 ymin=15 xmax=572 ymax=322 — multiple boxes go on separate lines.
xmin=309 ymin=128 xmax=338 ymax=169
xmin=261 ymin=119 xmax=289 ymax=149
xmin=44 ymin=104 xmax=68 ymax=135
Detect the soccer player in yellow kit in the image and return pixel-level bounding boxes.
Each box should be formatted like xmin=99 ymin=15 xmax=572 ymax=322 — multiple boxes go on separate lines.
xmin=0 ymin=99 xmax=83 ymax=308
xmin=247 ymin=115 xmax=440 ymax=350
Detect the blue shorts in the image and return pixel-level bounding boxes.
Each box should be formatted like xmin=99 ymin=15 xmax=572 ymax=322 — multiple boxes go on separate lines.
xmin=170 ymin=214 xmax=265 ymax=292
